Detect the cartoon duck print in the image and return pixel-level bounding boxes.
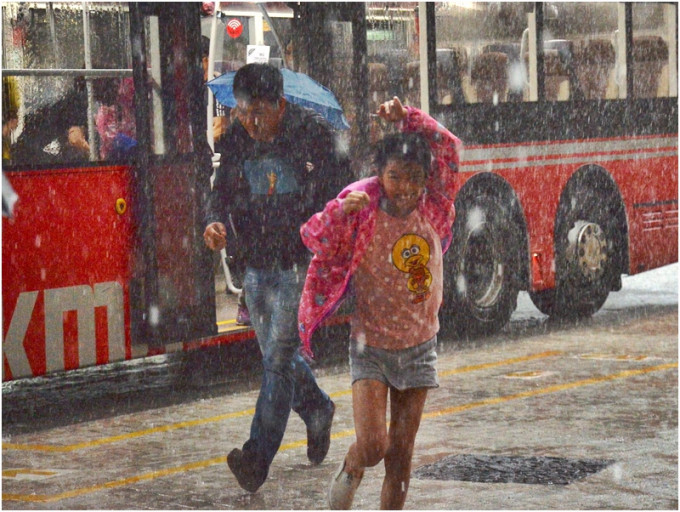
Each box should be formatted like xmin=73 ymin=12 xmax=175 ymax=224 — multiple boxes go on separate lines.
xmin=391 ymin=234 xmax=432 ymax=304
xmin=267 ymin=171 xmax=278 ymax=196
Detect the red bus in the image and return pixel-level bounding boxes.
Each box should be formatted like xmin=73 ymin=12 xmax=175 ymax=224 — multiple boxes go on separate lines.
xmin=2 ymin=2 xmax=677 ymax=381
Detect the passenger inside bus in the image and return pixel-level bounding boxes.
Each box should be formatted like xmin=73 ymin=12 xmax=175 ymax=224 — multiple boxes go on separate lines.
xmin=10 ymin=75 xmax=91 ymax=165
xmin=2 ymin=76 xmax=20 ymax=161
xmin=94 ymin=77 xmax=136 ymax=160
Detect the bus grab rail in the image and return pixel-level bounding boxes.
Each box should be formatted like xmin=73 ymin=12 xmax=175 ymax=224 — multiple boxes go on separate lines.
xmin=2 ymin=69 xmax=132 ymax=77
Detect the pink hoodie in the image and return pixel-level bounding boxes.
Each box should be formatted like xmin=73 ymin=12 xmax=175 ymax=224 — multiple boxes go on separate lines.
xmin=298 ymin=106 xmax=462 ymax=356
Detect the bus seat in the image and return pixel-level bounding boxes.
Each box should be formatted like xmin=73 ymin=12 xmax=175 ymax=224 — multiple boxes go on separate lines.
xmin=471 ymin=51 xmax=508 ymax=103
xmin=632 ymin=36 xmax=669 ymax=98
xmin=544 ymin=40 xmax=573 ymax=101
xmin=482 ymin=43 xmax=521 ymax=100
xmin=573 ymin=39 xmax=615 ymax=100
xmin=368 ymin=62 xmax=390 ymax=112
xmin=483 ymin=43 xmax=521 ymax=63
xmin=403 ymin=61 xmax=420 ymax=108
xmin=436 ymin=47 xmax=468 ymax=105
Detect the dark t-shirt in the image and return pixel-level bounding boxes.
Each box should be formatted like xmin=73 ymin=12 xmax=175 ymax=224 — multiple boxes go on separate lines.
xmin=207 ymin=103 xmax=351 ymax=270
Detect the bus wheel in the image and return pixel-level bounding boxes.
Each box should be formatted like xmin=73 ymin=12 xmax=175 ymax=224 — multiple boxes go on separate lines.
xmin=443 ymin=193 xmax=520 ymax=336
xmin=532 ymin=188 xmax=619 ymax=318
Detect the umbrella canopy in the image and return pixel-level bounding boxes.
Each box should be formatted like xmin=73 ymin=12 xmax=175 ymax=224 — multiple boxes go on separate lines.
xmin=207 ymin=68 xmax=350 ymax=131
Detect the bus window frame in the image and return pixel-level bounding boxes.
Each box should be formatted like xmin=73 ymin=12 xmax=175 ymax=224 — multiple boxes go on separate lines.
xmin=428 ymin=2 xmax=677 ymax=111
xmin=427 ymin=2 xmax=678 ymax=145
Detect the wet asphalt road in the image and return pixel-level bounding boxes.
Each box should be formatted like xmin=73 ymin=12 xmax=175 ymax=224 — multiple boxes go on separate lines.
xmin=2 ymin=264 xmax=677 ymax=509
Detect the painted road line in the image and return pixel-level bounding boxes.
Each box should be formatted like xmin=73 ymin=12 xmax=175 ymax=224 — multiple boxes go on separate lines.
xmin=422 ymin=362 xmax=678 ymax=420
xmin=502 ymin=370 xmax=555 ymax=379
xmin=3 ymin=362 xmax=676 ymax=503
xmin=2 ymin=351 xmax=561 ymax=453
xmin=2 ymin=469 xmax=60 ymax=480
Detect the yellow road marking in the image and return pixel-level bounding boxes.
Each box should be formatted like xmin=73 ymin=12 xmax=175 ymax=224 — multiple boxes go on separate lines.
xmin=2 ymin=408 xmax=255 ymax=453
xmin=439 ymin=351 xmax=561 ymax=377
xmin=3 ymin=361 xmax=676 ymax=503
xmin=422 ymin=362 xmax=677 ymax=420
xmin=579 ymin=353 xmax=649 ymax=361
xmin=3 ymin=469 xmax=58 ymax=478
xmin=503 ymin=370 xmax=549 ymax=379
xmin=2 ymin=351 xmax=560 ymax=453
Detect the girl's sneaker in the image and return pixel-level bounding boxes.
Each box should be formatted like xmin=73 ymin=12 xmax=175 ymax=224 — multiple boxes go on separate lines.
xmin=328 ymin=459 xmax=363 ymax=510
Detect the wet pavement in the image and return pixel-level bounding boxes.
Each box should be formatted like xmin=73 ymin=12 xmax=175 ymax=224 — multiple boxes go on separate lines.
xmin=2 ymin=302 xmax=677 ymax=509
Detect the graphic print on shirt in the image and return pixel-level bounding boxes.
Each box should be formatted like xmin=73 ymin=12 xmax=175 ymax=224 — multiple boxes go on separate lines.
xmin=244 ymin=157 xmax=299 ymax=196
xmin=391 ymin=233 xmax=432 ymax=304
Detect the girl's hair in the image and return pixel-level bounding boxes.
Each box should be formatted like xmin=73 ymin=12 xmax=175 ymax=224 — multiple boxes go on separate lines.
xmin=373 ymin=132 xmax=432 ymax=177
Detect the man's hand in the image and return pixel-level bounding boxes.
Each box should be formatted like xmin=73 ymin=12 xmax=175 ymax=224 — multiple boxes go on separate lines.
xmin=342 ymin=191 xmax=370 ymax=214
xmin=213 ymin=116 xmax=228 ymax=141
xmin=377 ymin=96 xmax=407 ymax=123
xmin=203 ymin=222 xmax=227 ymax=251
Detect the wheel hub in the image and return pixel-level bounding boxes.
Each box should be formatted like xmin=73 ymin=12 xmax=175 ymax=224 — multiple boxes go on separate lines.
xmin=567 ymin=220 xmax=608 ymax=281
xmin=464 ymin=225 xmax=504 ymax=308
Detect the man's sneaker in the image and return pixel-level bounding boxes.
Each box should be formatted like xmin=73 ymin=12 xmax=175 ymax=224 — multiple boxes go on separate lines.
xmin=328 ymin=459 xmax=363 ymax=510
xmin=307 ymin=401 xmax=335 ymax=465
xmin=227 ymin=448 xmax=268 ymax=493
xmin=236 ymin=304 xmax=251 ymax=325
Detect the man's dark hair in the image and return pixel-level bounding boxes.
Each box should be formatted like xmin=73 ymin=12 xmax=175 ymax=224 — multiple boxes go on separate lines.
xmin=233 ymin=63 xmax=283 ymax=103
xmin=373 ymin=132 xmax=433 ymax=177
xmin=201 ymin=36 xmax=210 ymax=59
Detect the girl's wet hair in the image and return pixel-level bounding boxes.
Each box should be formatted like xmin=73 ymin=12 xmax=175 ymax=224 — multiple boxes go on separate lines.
xmin=373 ymin=132 xmax=432 ymax=177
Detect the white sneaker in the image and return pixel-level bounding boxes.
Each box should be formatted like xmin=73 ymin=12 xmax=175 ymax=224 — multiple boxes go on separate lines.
xmin=328 ymin=459 xmax=363 ymax=510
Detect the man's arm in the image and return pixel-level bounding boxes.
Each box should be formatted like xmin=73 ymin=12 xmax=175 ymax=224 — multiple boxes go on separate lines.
xmin=204 ymin=125 xmax=246 ymax=227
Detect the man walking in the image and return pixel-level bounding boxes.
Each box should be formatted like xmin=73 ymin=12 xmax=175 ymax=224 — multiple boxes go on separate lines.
xmin=203 ymin=63 xmax=345 ymax=493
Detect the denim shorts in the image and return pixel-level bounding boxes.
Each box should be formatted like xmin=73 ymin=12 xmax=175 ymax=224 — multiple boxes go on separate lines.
xmin=349 ymin=336 xmax=439 ymax=391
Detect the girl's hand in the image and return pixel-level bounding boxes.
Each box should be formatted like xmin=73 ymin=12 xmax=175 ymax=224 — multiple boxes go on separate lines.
xmin=342 ymin=191 xmax=370 ymax=214
xmin=377 ymin=96 xmax=407 ymax=123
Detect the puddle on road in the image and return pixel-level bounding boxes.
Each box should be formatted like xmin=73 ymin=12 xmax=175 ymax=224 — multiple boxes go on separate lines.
xmin=414 ymin=454 xmax=615 ymax=485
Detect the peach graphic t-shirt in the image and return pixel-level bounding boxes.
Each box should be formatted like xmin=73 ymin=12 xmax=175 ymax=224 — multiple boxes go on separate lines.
xmin=351 ymin=208 xmax=443 ymax=350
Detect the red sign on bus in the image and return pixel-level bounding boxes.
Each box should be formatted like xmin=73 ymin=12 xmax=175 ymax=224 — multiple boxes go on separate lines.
xmin=226 ymin=18 xmax=243 ymax=39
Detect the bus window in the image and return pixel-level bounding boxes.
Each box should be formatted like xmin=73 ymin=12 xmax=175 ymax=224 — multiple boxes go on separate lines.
xmin=435 ymin=3 xmax=530 ymax=105
xmin=1 ymin=2 xmax=132 ymax=166
xmin=366 ymin=3 xmax=421 ymax=108
xmin=542 ymin=2 xmax=618 ymax=101
xmin=202 ymin=3 xmax=294 ymax=74
xmin=201 ymin=3 xmax=294 ymax=124
xmin=632 ymin=3 xmax=677 ymax=98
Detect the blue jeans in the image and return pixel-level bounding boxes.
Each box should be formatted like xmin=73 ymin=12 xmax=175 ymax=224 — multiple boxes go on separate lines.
xmin=243 ymin=264 xmax=333 ymax=467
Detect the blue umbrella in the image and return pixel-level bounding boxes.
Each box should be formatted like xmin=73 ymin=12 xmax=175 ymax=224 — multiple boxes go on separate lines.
xmin=207 ymin=68 xmax=350 ymax=131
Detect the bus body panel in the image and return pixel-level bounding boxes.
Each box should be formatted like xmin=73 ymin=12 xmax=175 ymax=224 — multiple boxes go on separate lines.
xmin=459 ymin=134 xmax=678 ymax=290
xmin=3 ymin=166 xmax=135 ymax=380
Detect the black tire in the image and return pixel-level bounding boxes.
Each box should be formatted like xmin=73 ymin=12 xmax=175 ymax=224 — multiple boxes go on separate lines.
xmin=442 ymin=193 xmax=520 ymax=336
xmin=530 ymin=176 xmax=622 ymax=318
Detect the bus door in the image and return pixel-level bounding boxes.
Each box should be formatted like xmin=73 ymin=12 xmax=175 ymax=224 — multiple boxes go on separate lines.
xmin=128 ymin=3 xmax=214 ymax=348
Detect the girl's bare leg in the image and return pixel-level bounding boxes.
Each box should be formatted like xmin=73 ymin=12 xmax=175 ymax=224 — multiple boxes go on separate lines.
xmin=344 ymin=379 xmax=389 ymax=478
xmin=380 ymin=387 xmax=428 ymax=510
